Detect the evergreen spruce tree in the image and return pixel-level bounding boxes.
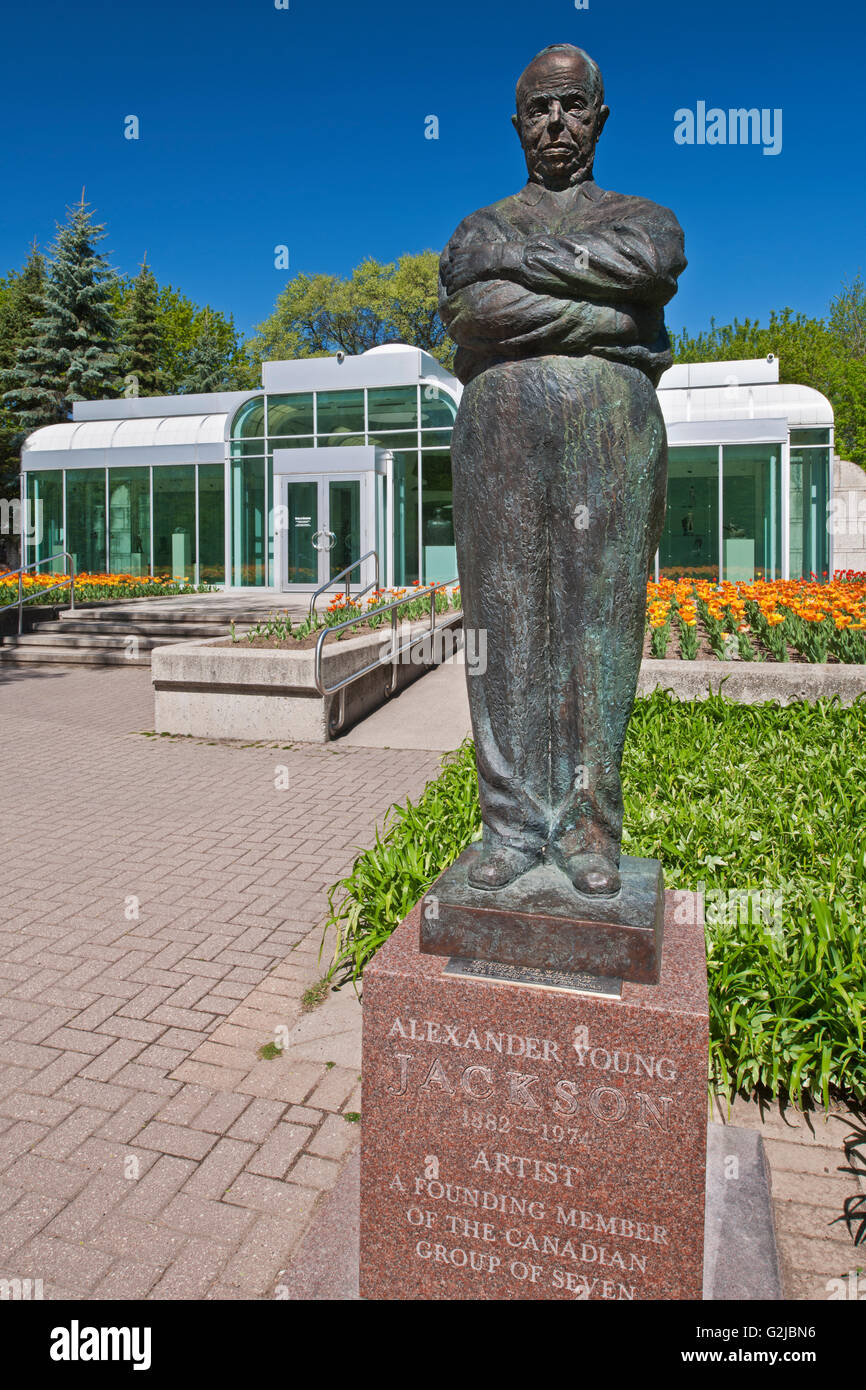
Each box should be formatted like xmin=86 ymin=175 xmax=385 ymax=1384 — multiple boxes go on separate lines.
xmin=181 ymin=310 xmax=231 ymax=393
xmin=0 ymin=243 xmax=48 ymax=511
xmin=3 ymin=195 xmax=119 ymax=434
xmin=0 ymin=243 xmax=47 ymax=379
xmin=119 ymin=256 xmax=164 ymax=396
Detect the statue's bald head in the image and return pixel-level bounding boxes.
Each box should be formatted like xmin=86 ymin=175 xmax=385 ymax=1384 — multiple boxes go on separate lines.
xmin=516 ymin=44 xmax=604 ymax=112
xmin=513 ymin=44 xmax=609 ymax=190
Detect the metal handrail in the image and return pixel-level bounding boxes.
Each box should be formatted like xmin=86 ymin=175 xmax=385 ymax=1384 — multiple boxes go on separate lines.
xmin=308 ymin=549 xmax=379 ymax=621
xmin=314 ymin=578 xmax=461 ymax=710
xmin=0 ymin=552 xmax=76 ymax=634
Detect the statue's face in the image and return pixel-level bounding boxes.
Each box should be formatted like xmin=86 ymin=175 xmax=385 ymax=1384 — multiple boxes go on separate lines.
xmin=513 ymin=53 xmax=609 ymax=189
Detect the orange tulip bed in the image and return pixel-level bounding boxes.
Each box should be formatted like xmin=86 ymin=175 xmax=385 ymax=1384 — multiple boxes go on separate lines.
xmin=325 ymin=583 xmax=459 ymax=627
xmin=647 ymin=572 xmax=866 ymax=663
xmin=0 ymin=572 xmax=213 ymax=607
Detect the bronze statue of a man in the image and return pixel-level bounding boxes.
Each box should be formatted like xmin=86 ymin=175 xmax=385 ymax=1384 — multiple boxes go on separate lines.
xmin=439 ymin=44 xmax=686 ymax=900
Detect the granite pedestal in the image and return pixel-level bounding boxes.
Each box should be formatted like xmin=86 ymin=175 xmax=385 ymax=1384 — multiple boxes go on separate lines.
xmin=360 ymin=891 xmax=708 ymax=1301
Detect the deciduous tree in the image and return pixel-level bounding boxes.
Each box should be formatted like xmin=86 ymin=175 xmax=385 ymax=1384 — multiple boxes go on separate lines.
xmin=248 ymin=251 xmax=454 ymax=372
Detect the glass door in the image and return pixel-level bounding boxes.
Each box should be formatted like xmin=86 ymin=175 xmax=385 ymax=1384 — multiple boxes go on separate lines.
xmin=280 ymin=473 xmax=369 ymax=591
xmin=284 ymin=477 xmax=321 ymax=588
xmin=327 ymin=478 xmax=361 ymax=582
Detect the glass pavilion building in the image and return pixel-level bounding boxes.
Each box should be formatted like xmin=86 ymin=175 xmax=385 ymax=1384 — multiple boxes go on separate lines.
xmin=21 ymin=345 xmax=835 ymax=590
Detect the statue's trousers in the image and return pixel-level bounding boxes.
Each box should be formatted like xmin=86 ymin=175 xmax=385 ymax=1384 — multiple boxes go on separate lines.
xmin=451 ymin=354 xmax=667 ymax=862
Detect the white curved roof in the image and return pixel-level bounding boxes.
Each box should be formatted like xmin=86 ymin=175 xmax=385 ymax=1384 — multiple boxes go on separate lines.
xmin=659 ymin=381 xmax=833 ymax=429
xmin=24 ymin=414 xmax=228 ymax=452
xmin=657 ymin=358 xmax=833 ymax=431
xmin=362 ymin=343 xmax=419 ymax=355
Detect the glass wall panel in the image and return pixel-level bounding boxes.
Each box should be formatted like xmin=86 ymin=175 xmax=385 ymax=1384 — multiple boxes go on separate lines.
xmin=232 ymin=397 xmax=265 ymax=438
xmin=316 ymin=390 xmax=364 ymax=443
xmin=789 ymin=446 xmax=830 ymax=579
xmin=230 ymin=440 xmax=268 ymax=458
xmin=65 ymin=468 xmax=107 ymax=574
xmin=658 ymin=447 xmax=719 ymax=579
xmin=420 ymin=387 xmax=459 ymax=429
xmin=26 ymin=471 xmax=64 ymax=572
xmin=421 ymin=450 xmax=455 ymax=583
xmin=366 ymin=430 xmax=417 ymax=451
xmin=108 ymin=468 xmax=150 ymax=576
xmin=721 ymin=444 xmax=782 ymax=580
xmin=392 ymin=450 xmax=419 ymax=586
xmin=328 ymin=479 xmax=361 ymax=580
xmin=269 ymin=436 xmax=315 ymax=451
xmin=231 ymin=457 xmax=265 ymax=585
xmin=367 ymin=386 xmax=417 ymax=433
xmin=790 ymin=429 xmax=830 ymax=447
xmin=198 ymin=464 xmax=225 ymax=584
xmin=319 ymin=429 xmax=366 ymax=447
xmin=420 ymin=429 xmax=454 ymax=449
xmin=267 ymin=394 xmax=314 ymax=437
xmin=153 ymin=466 xmax=196 ymax=581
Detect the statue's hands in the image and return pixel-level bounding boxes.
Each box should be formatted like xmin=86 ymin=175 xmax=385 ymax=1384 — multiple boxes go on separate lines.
xmin=559 ymin=300 xmax=640 ymax=348
xmin=441 ymin=244 xmax=487 ymax=293
xmin=441 ymin=242 xmax=521 ymax=292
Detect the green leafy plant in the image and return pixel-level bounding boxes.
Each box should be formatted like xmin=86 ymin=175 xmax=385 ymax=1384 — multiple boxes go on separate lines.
xmin=786 ymin=613 xmax=832 ymax=663
xmin=677 ymin=612 xmax=699 ymax=660
xmin=696 ymin=598 xmax=729 ymax=661
xmin=649 ymin=619 xmax=671 ymax=658
xmin=746 ymin=600 xmax=789 ymax=662
xmin=830 ymin=625 xmax=866 ymax=666
xmin=244 ymin=610 xmax=295 ymax=644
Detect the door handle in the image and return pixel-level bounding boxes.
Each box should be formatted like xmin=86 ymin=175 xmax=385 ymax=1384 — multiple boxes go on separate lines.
xmin=324 ymin=530 xmax=337 ymax=551
xmin=311 ymin=530 xmax=325 ymax=550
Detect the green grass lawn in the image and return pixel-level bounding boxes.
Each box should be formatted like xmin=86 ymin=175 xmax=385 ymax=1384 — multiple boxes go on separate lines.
xmin=323 ymin=690 xmax=866 ymax=1106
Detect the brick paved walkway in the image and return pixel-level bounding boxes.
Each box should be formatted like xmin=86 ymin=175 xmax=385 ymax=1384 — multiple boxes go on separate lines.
xmin=0 ymin=664 xmax=440 ymax=1299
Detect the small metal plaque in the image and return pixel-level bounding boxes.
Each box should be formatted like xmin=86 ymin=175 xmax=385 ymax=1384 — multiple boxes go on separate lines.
xmin=444 ymin=955 xmax=622 ymax=998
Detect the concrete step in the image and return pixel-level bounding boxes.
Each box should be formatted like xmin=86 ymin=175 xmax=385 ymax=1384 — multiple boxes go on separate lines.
xmin=59 ymin=606 xmax=297 ymax=625
xmin=5 ymin=632 xmax=185 ymax=652
xmin=4 ymin=600 xmax=309 ymax=666
xmin=36 ymin=619 xmax=236 ymax=638
xmin=0 ymin=645 xmax=151 ymax=667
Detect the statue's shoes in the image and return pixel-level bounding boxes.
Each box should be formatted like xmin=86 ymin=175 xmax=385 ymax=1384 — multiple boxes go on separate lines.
xmin=562 ymin=852 xmax=621 ymax=898
xmin=468 ymin=845 xmax=539 ymax=890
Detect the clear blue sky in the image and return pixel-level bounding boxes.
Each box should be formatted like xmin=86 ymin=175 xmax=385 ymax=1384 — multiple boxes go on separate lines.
xmin=0 ymin=0 xmax=862 ymax=344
